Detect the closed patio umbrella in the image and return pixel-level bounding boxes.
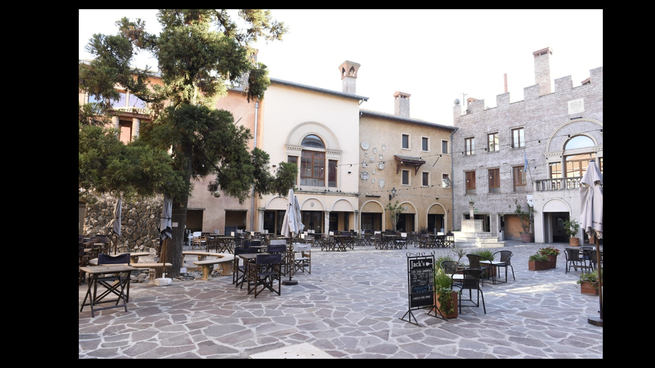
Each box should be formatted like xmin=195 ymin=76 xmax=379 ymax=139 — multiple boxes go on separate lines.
xmin=579 ymin=159 xmax=603 ymax=327
xmin=109 ymin=197 xmax=122 ymax=254
xmin=158 ymin=194 xmax=173 ymax=280
xmin=281 ymin=189 xmax=304 ymax=285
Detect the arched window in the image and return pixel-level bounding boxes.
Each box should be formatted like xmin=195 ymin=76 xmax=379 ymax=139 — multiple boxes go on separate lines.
xmin=563 ymin=135 xmax=600 ymax=178
xmin=299 ymin=134 xmax=337 ymax=187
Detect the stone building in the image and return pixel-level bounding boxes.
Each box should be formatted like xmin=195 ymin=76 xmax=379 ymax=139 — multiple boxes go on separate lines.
xmin=358 ymin=91 xmax=456 ymax=233
xmin=451 ymin=47 xmax=603 ymax=244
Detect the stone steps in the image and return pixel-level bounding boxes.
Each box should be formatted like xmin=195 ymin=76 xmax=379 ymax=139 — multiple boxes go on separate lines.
xmin=452 ymin=231 xmax=505 ymax=248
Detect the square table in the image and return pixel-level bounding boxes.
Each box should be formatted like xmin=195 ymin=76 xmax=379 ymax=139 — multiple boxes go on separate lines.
xmin=79 ymin=265 xmax=136 ymax=317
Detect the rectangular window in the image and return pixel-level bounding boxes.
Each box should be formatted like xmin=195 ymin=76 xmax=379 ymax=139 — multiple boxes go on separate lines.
xmin=402 ymin=134 xmax=410 ymax=149
xmin=328 ymin=160 xmax=337 ymax=187
xmin=549 ymin=162 xmax=561 ymax=179
xmin=465 ymin=137 xmax=475 ymax=155
xmin=402 ymin=170 xmax=410 ymax=185
xmin=487 ymin=133 xmax=499 ymax=152
xmin=300 ymin=151 xmax=325 ymax=186
xmin=512 ymin=128 xmax=525 ymax=148
xmin=465 ymin=171 xmax=476 ymax=190
xmin=421 ymin=137 xmax=429 ymax=151
xmin=422 ymin=172 xmax=429 ymax=187
xmin=442 ymin=174 xmax=451 ymax=188
xmin=442 ymin=140 xmax=448 ymax=154
xmin=488 ymin=168 xmax=500 ymax=193
xmin=513 ymin=166 xmax=526 ymax=187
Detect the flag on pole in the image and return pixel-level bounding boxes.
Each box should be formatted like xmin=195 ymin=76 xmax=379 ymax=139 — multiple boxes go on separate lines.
xmin=524 ymin=150 xmax=528 ymax=173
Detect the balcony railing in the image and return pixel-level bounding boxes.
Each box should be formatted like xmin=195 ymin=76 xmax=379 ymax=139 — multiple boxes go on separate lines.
xmin=534 ymin=177 xmax=582 ymax=191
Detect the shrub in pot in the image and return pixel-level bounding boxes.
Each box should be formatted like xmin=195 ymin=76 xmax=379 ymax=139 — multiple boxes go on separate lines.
xmin=528 ymin=253 xmax=550 ymax=271
xmin=538 ymin=246 xmax=560 ymax=268
xmin=433 ymin=268 xmax=458 ymax=318
xmin=563 ymin=219 xmax=580 ymax=246
xmin=577 ymin=270 xmax=602 ymax=295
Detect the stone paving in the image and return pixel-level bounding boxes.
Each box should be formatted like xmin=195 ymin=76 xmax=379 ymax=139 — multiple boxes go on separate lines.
xmin=78 ymin=241 xmax=603 ymax=359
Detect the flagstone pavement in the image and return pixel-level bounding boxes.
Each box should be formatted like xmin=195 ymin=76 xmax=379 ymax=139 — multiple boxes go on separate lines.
xmin=78 ymin=241 xmax=603 ymax=359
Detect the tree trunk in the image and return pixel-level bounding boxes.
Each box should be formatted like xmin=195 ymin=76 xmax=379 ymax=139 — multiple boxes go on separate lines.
xmin=166 ymin=199 xmax=188 ymax=278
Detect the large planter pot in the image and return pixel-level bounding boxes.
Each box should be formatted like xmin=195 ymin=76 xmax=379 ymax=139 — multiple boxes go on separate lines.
xmin=529 ymin=260 xmax=550 ymax=271
xmin=434 ymin=291 xmax=458 ymax=318
xmin=580 ymin=281 xmax=599 ymax=295
xmin=520 ymin=233 xmax=534 ymax=243
xmin=546 ymin=254 xmax=557 ymax=269
xmin=569 ymin=237 xmax=580 ymax=247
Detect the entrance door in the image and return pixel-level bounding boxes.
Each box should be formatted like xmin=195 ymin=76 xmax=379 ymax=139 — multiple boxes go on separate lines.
xmin=552 ymin=212 xmax=569 ymax=242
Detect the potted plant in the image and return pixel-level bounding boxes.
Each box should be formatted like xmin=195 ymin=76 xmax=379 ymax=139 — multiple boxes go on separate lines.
xmin=433 ymin=267 xmax=458 ymax=318
xmin=471 ymin=249 xmax=495 ymax=278
xmin=512 ymin=198 xmax=535 ymax=242
xmin=563 ymin=219 xmax=580 ymax=246
xmin=538 ymin=246 xmax=560 ymax=268
xmin=577 ymin=270 xmax=602 ymax=295
xmin=449 ymin=244 xmax=467 ymax=271
xmin=528 ymin=253 xmax=550 ymax=271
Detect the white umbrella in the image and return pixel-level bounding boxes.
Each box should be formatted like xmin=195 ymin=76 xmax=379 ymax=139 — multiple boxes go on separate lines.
xmin=580 ymin=159 xmax=603 ymax=239
xmin=281 ymin=189 xmax=304 ymax=285
xmin=579 ymin=158 xmax=603 ymax=327
xmin=282 ymin=189 xmax=304 ymax=238
xmin=109 ymin=197 xmax=122 ymax=254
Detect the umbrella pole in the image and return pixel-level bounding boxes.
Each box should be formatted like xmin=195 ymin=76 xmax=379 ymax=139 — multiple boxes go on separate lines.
xmin=283 ymin=237 xmax=298 ymax=285
xmin=587 ymin=236 xmax=603 ymax=327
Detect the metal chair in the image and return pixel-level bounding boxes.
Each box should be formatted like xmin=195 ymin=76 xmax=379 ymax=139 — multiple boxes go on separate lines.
xmin=564 ymin=248 xmax=591 ymax=273
xmin=440 ymin=260 xmax=463 ymax=287
xmin=458 ymin=268 xmax=486 ymax=314
xmin=466 ymin=254 xmax=490 ymax=286
xmin=488 ymin=250 xmax=515 ymax=284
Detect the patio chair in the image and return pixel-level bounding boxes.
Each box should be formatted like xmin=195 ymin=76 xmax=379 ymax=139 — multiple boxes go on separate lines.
xmin=489 ymin=250 xmax=515 ymax=283
xmin=191 ymin=231 xmax=206 ymax=250
xmin=466 ymin=254 xmax=490 ymax=286
xmin=564 ymin=248 xmax=591 ymax=273
xmin=233 ymin=247 xmax=257 ymax=288
xmin=458 ymin=268 xmax=486 ymax=314
xmin=267 ymin=241 xmax=288 ymax=275
xmin=246 ymin=254 xmax=282 ymax=298
xmin=440 ymin=260 xmax=463 ymax=287
xmin=291 ymin=243 xmax=312 ymax=274
xmin=96 ymin=253 xmax=132 ymax=303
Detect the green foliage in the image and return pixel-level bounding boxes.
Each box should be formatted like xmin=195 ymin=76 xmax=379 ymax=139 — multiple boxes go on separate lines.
xmin=512 ymin=198 xmax=535 ymax=234
xmin=577 ymin=270 xmax=602 ymax=286
xmin=433 ymin=268 xmax=457 ymax=315
xmin=449 ymin=244 xmax=467 ymax=265
xmin=78 ymin=123 xmax=187 ymax=202
xmin=528 ymin=253 xmax=548 ymax=262
xmin=563 ymin=218 xmax=580 ymax=238
xmin=471 ymin=249 xmax=494 ymax=261
xmin=384 ymin=200 xmax=403 ymax=231
xmin=435 ymin=255 xmax=454 ymax=270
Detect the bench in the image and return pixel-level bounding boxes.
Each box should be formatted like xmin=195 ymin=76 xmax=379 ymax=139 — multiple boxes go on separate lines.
xmin=192 ymin=254 xmax=234 ymax=280
xmin=183 ymin=251 xmax=219 ymax=261
xmin=87 ymin=252 xmax=151 ymax=265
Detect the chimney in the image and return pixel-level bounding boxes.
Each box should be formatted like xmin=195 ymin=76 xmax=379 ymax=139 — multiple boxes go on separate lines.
xmin=533 ymin=47 xmax=553 ymax=96
xmin=393 ymin=91 xmax=411 ymax=118
xmin=339 ymin=60 xmax=360 ymax=94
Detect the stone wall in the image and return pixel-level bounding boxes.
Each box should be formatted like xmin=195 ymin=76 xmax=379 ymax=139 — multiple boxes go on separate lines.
xmin=83 ymin=193 xmax=164 ymax=252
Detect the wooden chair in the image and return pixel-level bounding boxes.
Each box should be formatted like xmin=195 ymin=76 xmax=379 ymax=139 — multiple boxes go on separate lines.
xmin=96 ymin=253 xmax=132 ymax=303
xmin=246 ymin=254 xmax=282 ymax=298
xmin=291 ymin=243 xmax=312 ymax=274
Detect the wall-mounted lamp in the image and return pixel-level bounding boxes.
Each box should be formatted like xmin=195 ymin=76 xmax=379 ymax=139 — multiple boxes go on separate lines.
xmin=389 ymin=187 xmax=397 ymax=200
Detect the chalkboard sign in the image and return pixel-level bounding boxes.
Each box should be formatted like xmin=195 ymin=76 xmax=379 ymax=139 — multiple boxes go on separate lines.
xmin=408 ymin=256 xmax=434 ymax=307
xmin=401 ymin=252 xmax=435 ymax=326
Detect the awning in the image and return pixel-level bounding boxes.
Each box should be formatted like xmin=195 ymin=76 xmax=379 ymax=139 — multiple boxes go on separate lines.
xmin=394 ymin=155 xmax=426 ymax=175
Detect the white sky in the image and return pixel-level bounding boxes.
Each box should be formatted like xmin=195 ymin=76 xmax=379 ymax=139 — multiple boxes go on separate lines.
xmin=79 ymin=9 xmax=603 ymax=126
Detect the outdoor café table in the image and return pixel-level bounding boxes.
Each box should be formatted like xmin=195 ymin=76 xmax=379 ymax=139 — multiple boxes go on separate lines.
xmin=332 ymin=235 xmax=351 ymax=251
xmin=79 ymin=264 xmax=136 ymax=317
